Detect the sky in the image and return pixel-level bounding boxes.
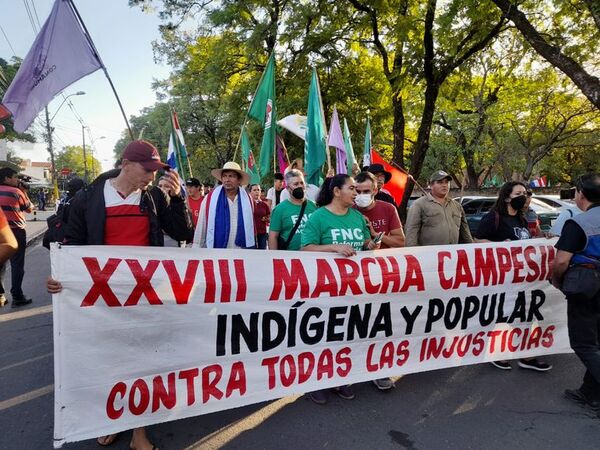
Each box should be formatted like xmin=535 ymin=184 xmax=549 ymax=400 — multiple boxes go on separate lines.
xmin=0 ymin=0 xmax=172 ymax=172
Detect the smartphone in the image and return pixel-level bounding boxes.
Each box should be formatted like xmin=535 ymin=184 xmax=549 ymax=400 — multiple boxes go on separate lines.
xmin=372 ymin=231 xmax=385 ymax=245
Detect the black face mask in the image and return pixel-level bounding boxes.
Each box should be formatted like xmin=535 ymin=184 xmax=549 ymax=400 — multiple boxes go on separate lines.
xmin=291 ymin=187 xmax=305 ymax=200
xmin=510 ymin=195 xmax=527 ymax=210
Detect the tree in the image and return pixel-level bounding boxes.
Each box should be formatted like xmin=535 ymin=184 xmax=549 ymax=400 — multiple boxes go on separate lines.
xmin=328 ymin=0 xmax=508 ymax=211
xmin=55 ymin=146 xmax=101 ymax=182
xmin=0 ymin=57 xmax=35 ymax=143
xmin=490 ymin=0 xmax=600 ymax=109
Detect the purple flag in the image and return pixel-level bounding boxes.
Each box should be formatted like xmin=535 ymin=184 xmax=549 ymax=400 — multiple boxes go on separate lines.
xmin=2 ymin=0 xmax=102 ymax=133
xmin=327 ymin=106 xmax=346 ymax=174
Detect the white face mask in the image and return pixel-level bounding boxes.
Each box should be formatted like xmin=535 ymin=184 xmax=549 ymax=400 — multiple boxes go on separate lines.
xmin=354 ymin=193 xmax=373 ymax=208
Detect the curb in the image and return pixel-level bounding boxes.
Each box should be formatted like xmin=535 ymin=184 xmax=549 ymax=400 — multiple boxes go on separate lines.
xmin=26 ymin=229 xmax=46 ymax=248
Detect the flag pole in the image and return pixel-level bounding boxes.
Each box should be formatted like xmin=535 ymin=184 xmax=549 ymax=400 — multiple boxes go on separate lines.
xmin=67 ymin=0 xmax=134 ymax=141
xmin=232 ymin=121 xmax=247 ymax=164
xmin=315 ymin=71 xmax=331 ymax=172
xmin=388 ymin=160 xmax=428 ymax=196
xmin=171 ymin=109 xmax=187 ymax=180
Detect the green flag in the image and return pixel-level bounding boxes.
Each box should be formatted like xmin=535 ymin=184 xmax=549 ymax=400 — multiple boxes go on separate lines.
xmin=363 ymin=117 xmax=372 ymax=167
xmin=343 ymin=118 xmax=356 ymax=174
xmin=241 ymin=126 xmax=260 ymax=184
xmin=304 ymin=68 xmax=327 ymax=186
xmin=247 ymin=54 xmax=277 ymax=179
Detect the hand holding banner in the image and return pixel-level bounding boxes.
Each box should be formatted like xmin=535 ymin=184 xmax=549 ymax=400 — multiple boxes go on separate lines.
xmin=51 ymin=240 xmax=569 ymax=447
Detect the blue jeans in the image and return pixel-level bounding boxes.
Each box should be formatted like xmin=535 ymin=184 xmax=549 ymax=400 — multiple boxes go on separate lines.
xmin=0 ymin=228 xmax=27 ymax=297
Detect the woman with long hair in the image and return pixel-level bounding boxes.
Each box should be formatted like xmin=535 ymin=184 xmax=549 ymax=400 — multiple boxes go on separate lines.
xmin=301 ymin=174 xmax=380 ymax=404
xmin=475 ymin=181 xmax=552 ymax=372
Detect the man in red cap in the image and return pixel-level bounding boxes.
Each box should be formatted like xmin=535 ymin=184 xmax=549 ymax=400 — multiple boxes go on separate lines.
xmin=47 ymin=140 xmax=193 ymax=450
xmin=63 ymin=140 xmax=193 ymax=246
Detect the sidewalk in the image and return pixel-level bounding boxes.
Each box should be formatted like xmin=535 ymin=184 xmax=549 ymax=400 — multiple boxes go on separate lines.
xmin=25 ymin=209 xmax=52 ymax=246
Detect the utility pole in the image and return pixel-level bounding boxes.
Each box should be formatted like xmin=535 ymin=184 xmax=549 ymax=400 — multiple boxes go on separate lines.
xmin=81 ymin=123 xmax=88 ymax=182
xmin=44 ymin=107 xmax=59 ymax=200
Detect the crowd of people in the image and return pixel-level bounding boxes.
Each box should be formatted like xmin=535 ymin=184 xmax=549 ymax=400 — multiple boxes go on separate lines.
xmin=20 ymin=138 xmax=598 ymax=449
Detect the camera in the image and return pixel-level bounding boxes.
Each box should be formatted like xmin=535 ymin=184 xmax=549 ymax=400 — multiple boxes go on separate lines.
xmin=560 ymin=187 xmax=576 ymax=200
xmin=17 ymin=174 xmax=31 ymax=191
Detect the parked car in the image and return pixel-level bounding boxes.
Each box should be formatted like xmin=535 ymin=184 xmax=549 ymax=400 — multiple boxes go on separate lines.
xmin=457 ymin=196 xmax=560 ymax=234
xmin=407 ymin=195 xmax=422 ymax=208
xmin=533 ymin=194 xmax=578 ymax=211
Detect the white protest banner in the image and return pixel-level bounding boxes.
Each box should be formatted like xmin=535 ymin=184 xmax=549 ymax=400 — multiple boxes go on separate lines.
xmin=51 ymin=239 xmax=569 ymax=447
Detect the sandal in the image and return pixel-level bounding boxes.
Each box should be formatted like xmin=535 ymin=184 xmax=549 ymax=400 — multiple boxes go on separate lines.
xmin=97 ymin=434 xmax=119 ymax=446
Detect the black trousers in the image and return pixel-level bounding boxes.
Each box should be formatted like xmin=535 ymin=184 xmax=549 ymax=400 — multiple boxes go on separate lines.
xmin=0 ymin=228 xmax=26 ymax=298
xmin=567 ymin=289 xmax=600 ymax=399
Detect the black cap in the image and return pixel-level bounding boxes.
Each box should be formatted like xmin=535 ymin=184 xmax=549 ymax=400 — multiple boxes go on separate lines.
xmin=185 ymin=177 xmax=201 ymax=187
xmin=367 ymin=164 xmax=392 ymax=183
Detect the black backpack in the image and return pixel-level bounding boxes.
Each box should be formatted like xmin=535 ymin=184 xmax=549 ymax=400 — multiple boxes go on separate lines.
xmin=42 ymin=202 xmax=68 ymax=249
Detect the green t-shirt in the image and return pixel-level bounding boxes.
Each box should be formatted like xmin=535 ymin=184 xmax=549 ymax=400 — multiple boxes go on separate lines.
xmin=270 ymin=199 xmax=318 ymax=250
xmin=301 ymin=206 xmax=370 ymax=251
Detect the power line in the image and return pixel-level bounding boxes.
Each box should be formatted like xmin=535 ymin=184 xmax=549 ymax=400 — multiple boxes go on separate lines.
xmin=29 ymin=0 xmax=42 ymax=29
xmin=0 ymin=24 xmax=17 ymax=57
xmin=22 ymin=0 xmax=39 ymax=34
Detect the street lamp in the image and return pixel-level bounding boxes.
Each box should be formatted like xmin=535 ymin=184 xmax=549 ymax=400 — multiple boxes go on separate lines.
xmin=44 ymin=91 xmax=86 ymax=198
xmin=50 ymin=91 xmax=86 ymax=123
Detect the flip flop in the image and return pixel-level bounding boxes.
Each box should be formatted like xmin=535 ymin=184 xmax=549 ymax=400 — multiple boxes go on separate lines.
xmin=97 ymin=433 xmax=119 ymax=446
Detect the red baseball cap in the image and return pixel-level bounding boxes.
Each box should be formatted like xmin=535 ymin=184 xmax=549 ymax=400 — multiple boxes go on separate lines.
xmin=122 ymin=140 xmax=169 ymax=171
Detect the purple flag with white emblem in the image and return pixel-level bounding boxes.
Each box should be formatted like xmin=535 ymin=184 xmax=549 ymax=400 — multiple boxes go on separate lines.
xmin=1 ymin=0 xmax=102 ymax=133
xmin=327 ymin=106 xmax=347 ymax=174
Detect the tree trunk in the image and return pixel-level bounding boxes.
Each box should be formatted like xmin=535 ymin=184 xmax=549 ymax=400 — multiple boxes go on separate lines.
xmin=392 ymin=94 xmax=406 ymax=168
xmin=522 ymin=156 xmax=535 ymax=181
xmin=399 ymin=84 xmax=440 ymax=215
xmin=465 ymin=161 xmax=479 ymax=189
xmin=491 ymin=0 xmax=600 ymax=109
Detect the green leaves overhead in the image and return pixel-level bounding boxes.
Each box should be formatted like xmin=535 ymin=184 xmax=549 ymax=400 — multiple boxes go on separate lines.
xmin=125 ymin=0 xmax=599 ymax=197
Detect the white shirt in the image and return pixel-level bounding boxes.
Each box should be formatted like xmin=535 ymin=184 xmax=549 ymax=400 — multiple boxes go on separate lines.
xmin=266 ymin=187 xmax=284 ymax=207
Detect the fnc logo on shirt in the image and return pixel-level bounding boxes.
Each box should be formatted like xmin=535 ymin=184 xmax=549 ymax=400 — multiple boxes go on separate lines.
xmin=331 ymin=228 xmax=364 ymax=242
xmin=290 ymin=213 xmax=311 ymax=230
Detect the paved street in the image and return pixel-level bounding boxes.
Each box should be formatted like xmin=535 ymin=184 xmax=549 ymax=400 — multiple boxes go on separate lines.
xmin=1 ymin=240 xmax=600 ymax=450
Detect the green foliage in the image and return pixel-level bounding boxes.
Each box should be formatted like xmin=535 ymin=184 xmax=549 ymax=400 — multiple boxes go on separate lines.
xmin=124 ymin=0 xmax=599 ymax=196
xmin=0 ymin=57 xmax=36 ymax=143
xmin=55 ymin=145 xmax=102 ymax=181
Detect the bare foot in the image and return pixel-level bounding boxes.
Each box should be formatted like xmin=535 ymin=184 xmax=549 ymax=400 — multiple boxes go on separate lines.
xmin=130 ymin=427 xmax=157 ymax=450
xmin=97 ymin=433 xmax=118 ymax=446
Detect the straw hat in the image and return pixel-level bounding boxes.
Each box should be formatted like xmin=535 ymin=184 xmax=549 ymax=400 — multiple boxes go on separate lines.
xmin=211 ymin=161 xmax=250 ymax=185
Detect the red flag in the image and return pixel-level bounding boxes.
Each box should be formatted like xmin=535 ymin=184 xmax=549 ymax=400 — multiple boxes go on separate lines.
xmin=0 ymin=104 xmax=11 ymax=120
xmin=371 ymin=150 xmax=408 ymax=203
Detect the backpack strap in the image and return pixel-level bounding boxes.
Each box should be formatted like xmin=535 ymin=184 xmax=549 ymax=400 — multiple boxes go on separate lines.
xmin=284 ymin=200 xmax=307 ymax=248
